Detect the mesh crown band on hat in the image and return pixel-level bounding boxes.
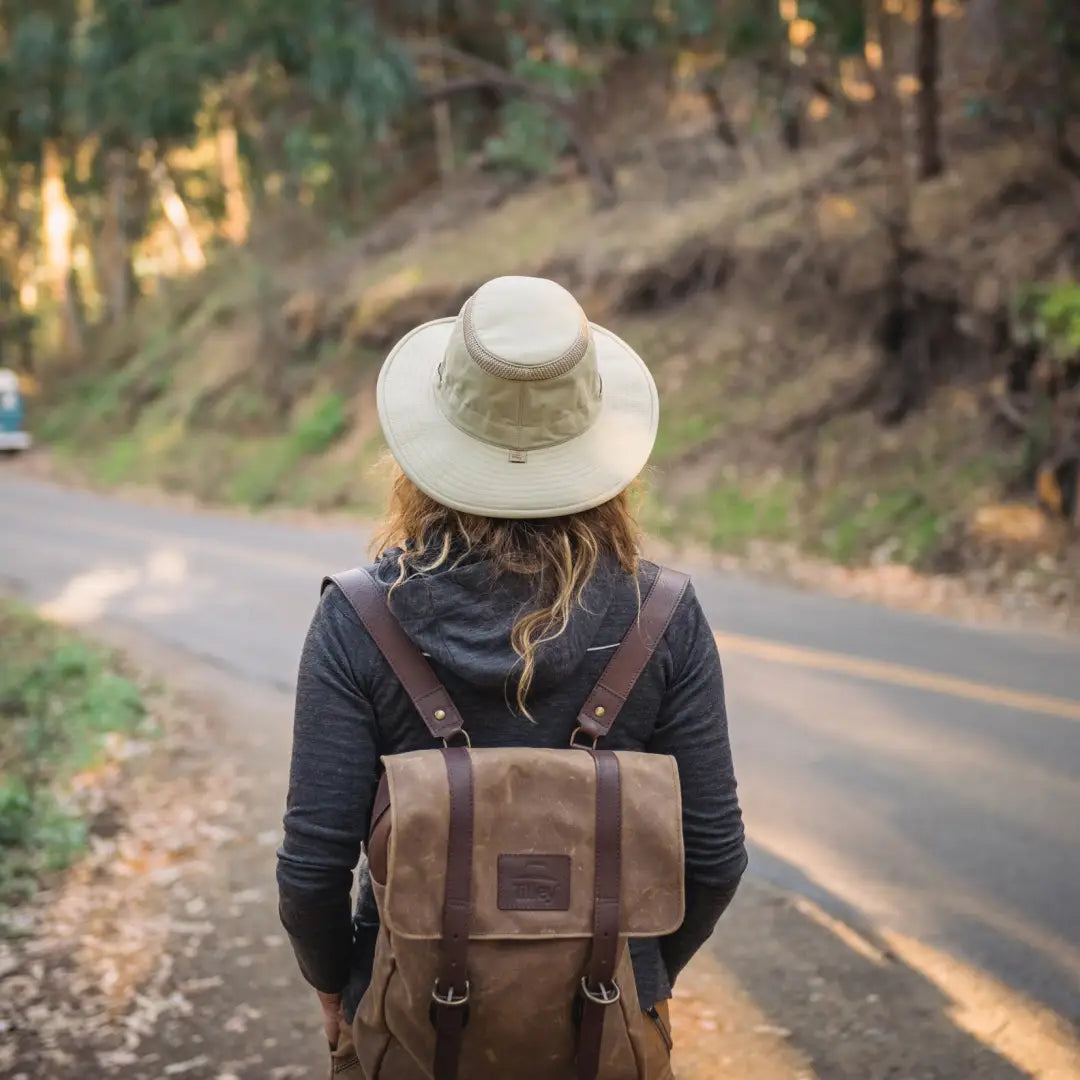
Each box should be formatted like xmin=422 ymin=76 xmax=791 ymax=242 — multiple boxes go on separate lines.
xmin=461 ymin=295 xmax=590 ymax=382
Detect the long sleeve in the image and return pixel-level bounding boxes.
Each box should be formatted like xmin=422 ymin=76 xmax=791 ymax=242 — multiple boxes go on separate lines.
xmin=659 ymin=880 xmax=740 ymax=986
xmin=648 ymin=583 xmax=747 ymax=982
xmin=277 ymin=587 xmax=380 ymax=994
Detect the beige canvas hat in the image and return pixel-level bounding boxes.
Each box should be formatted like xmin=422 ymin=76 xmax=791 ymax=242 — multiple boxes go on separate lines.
xmin=376 ymin=275 xmax=659 ymax=519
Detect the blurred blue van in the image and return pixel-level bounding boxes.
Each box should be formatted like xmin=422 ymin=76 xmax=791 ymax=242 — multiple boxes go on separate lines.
xmin=0 ymin=368 xmax=31 ymax=452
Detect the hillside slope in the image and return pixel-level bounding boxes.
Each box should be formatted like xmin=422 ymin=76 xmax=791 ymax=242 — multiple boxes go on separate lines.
xmin=31 ymin=131 xmax=1080 ymax=614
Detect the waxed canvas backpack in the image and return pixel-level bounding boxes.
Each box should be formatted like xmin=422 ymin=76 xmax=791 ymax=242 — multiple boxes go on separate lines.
xmin=327 ymin=566 xmax=688 ymax=1080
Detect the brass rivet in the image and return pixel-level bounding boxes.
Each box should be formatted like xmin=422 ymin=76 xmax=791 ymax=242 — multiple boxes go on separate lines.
xmin=594 ymin=706 xmax=606 ymax=718
xmin=434 ymin=709 xmax=446 ymax=722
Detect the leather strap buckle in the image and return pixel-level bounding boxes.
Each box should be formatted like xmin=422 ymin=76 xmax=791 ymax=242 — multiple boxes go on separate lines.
xmin=569 ymin=726 xmax=599 ymax=750
xmin=579 ymin=976 xmax=621 ymax=1006
xmin=432 ymin=980 xmax=470 ymax=1008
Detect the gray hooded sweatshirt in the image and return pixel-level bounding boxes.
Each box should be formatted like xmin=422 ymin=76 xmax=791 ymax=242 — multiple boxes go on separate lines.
xmin=277 ymin=551 xmax=746 ymax=1019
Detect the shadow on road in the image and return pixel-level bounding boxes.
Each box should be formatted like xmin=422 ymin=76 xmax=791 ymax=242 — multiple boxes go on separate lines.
xmin=729 ymin=653 xmax=1080 ymax=1029
xmin=711 ymin=851 xmax=1077 ymax=1079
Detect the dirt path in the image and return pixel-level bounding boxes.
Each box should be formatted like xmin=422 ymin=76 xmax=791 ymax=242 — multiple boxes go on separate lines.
xmin=3 ymin=624 xmax=1078 ymax=1080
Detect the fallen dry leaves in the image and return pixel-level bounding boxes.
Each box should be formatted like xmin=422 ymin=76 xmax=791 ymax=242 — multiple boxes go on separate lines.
xmin=0 ymin=690 xmax=240 ymax=1078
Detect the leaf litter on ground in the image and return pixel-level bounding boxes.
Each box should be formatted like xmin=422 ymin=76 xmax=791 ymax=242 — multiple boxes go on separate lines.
xmin=0 ymin=681 xmax=241 ymax=1077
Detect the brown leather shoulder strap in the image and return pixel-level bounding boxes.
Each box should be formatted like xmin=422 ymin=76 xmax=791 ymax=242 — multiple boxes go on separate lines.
xmin=432 ymin=746 xmax=474 ymax=1080
xmin=576 ymin=748 xmax=623 ymax=1080
xmin=325 ymin=568 xmax=465 ymax=742
xmin=578 ymin=566 xmax=690 ymax=740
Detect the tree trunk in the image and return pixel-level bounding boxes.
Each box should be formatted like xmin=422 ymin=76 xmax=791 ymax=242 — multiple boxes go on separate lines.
xmin=870 ymin=3 xmax=911 ymax=250
xmin=0 ymin=170 xmax=19 ymax=369
xmin=917 ymin=0 xmax=944 ymax=179
xmin=428 ymin=1 xmax=456 ymax=180
xmin=779 ymin=86 xmax=802 ymax=152
xmin=963 ymin=0 xmax=1002 ymax=99
xmin=701 ymin=82 xmax=739 ymax=148
xmin=14 ymin=162 xmax=39 ymax=376
xmin=432 ymin=100 xmax=456 ymax=181
xmin=412 ymin=41 xmax=617 ymax=208
xmin=100 ymin=148 xmax=134 ymax=321
xmin=41 ymin=139 xmax=83 ymax=360
xmin=1050 ymin=0 xmax=1080 ymax=174
xmin=217 ymin=114 xmax=250 ymax=243
xmin=869 ymin=0 xmax=920 ymax=424
xmin=151 ymin=158 xmax=206 ymax=271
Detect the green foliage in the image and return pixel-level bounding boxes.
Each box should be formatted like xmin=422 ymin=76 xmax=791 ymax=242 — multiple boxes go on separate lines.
xmin=723 ymin=9 xmax=777 ymax=58
xmin=94 ymin=435 xmax=141 ymax=484
xmin=818 ymin=489 xmax=944 ymax=567
xmin=236 ymin=1 xmax=414 ymax=152
xmin=79 ymin=0 xmax=213 ymax=145
xmin=306 ymin=7 xmax=414 ymax=137
xmin=227 ymin=437 xmax=298 ymax=506
xmin=1008 ymin=280 xmax=1080 ymax=486
xmin=485 ymin=100 xmax=571 ymax=176
xmin=0 ymin=783 xmax=35 ymax=851
xmin=670 ymin=0 xmax=722 ymax=40
xmin=798 ymin=1 xmax=866 ymax=55
xmin=0 ymin=0 xmax=876 ymax=283
xmin=292 ymin=391 xmax=348 ymax=454
xmin=706 ymin=481 xmax=796 ymax=549
xmin=1037 ymin=284 xmax=1080 ymax=357
xmin=510 ymin=50 xmax=593 ymax=97
xmin=227 ymin=392 xmax=348 ymax=505
xmin=495 ymin=0 xmax=729 ymax=49
xmin=36 ymin=374 xmax=118 ymax=444
xmin=554 ymin=0 xmax=655 ymax=48
xmin=285 ymin=436 xmax=387 ymax=512
xmin=1012 ymin=281 xmax=1080 ymax=362
xmin=651 ymin=412 xmax=717 ymax=461
xmin=0 ymin=604 xmax=146 ymax=905
xmin=6 ymin=7 xmax=74 ymax=146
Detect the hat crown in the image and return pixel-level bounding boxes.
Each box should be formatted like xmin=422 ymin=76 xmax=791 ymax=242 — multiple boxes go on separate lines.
xmin=438 ymin=276 xmax=601 ymax=453
xmin=463 ymin=276 xmax=590 ymax=381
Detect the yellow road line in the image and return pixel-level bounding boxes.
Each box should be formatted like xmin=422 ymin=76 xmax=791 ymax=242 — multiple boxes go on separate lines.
xmin=714 ymin=631 xmax=1080 ymax=722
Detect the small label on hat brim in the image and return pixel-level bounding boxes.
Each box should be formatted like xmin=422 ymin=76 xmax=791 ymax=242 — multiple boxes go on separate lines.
xmin=508 ymin=449 xmax=528 ymax=464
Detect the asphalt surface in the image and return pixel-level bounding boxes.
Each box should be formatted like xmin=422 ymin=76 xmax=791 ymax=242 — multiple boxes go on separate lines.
xmin=2 ymin=472 xmax=1079 ymax=1027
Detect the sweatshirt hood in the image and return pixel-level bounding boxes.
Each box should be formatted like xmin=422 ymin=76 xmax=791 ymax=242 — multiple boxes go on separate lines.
xmin=371 ymin=549 xmax=618 ymax=693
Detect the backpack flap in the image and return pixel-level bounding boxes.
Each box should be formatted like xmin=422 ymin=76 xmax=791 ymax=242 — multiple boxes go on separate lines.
xmin=377 ymin=747 xmax=684 ymax=941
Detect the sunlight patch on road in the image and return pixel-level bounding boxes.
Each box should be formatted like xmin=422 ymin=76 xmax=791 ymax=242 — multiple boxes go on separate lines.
xmin=38 ymin=548 xmax=192 ymax=625
xmin=788 ymin=898 xmax=890 ymax=966
xmin=39 ymin=566 xmax=141 ymax=624
xmin=146 ymin=547 xmax=189 ymax=586
xmin=880 ymin=930 xmax=1080 ymax=1080
xmin=714 ymin=631 xmax=1080 ymax=722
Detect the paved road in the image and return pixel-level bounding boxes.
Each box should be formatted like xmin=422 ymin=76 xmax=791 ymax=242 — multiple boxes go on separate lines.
xmin=3 ymin=472 xmax=1079 ymax=1026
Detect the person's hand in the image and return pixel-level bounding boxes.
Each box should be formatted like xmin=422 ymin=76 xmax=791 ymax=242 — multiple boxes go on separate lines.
xmin=317 ymin=990 xmax=344 ymax=1048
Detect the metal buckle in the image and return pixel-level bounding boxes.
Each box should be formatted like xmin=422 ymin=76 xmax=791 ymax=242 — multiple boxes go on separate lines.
xmin=580 ymin=976 xmax=621 ymax=1006
xmin=569 ymin=726 xmax=599 ymax=750
xmin=431 ymin=980 xmax=471 ymax=1007
xmin=441 ymin=730 xmax=472 ymax=749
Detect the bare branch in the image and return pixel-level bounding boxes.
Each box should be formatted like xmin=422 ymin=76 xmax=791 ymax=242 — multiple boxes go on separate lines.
xmin=990 ymin=386 xmax=1034 ymax=433
xmin=409 ymin=39 xmax=617 ymax=208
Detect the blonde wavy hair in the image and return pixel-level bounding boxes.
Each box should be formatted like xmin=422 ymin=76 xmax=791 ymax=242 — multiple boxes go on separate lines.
xmin=373 ymin=466 xmax=642 ymax=716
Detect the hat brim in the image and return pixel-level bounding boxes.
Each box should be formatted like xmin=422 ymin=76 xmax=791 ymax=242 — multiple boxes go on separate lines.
xmin=376 ymin=317 xmax=659 ymax=519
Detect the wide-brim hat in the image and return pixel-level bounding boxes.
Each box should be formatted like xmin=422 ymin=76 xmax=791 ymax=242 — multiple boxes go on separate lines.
xmin=376 ymin=276 xmax=659 ymax=519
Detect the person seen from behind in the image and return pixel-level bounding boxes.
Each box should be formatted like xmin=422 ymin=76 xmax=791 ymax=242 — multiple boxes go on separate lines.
xmin=277 ymin=276 xmax=747 ymax=1079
